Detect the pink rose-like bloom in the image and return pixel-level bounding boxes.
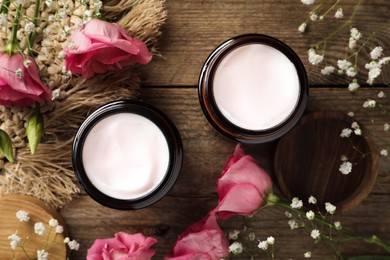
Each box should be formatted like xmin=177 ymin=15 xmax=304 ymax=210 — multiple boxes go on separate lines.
xmin=165 ymin=211 xmax=229 ymax=260
xmin=87 ymin=232 xmax=157 ymax=260
xmin=64 ymin=19 xmax=152 ymax=79
xmin=216 ymin=144 xmax=272 ymax=220
xmin=0 ymin=53 xmax=51 ymax=106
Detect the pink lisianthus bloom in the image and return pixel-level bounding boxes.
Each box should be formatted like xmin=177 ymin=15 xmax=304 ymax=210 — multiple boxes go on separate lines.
xmin=165 ymin=210 xmax=229 ymax=260
xmin=87 ymin=232 xmax=157 ymax=260
xmin=0 ymin=53 xmax=51 ymax=106
xmin=216 ymin=144 xmax=272 ymax=220
xmin=64 ymin=19 xmax=152 ymax=79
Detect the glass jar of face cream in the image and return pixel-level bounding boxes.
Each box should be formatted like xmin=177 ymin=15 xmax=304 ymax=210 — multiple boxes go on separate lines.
xmin=199 ymin=34 xmax=309 ymax=144
xmin=72 ymin=100 xmax=183 ymax=210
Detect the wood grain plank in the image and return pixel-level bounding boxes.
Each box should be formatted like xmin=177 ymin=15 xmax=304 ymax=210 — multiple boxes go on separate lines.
xmin=140 ymin=0 xmax=390 ymax=86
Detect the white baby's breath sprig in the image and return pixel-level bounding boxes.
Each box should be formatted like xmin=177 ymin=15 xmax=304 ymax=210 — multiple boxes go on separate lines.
xmin=304 ymin=251 xmax=312 ymax=258
xmin=325 ymin=202 xmax=336 ymax=215
xmin=290 ymin=197 xmax=303 ymax=209
xmin=229 ymin=241 xmax=243 ymax=255
xmin=310 ymin=229 xmax=321 ymax=240
xmin=228 ymin=230 xmax=240 ymax=240
xmin=34 ymin=222 xmax=46 ymax=236
xmin=258 ymin=240 xmax=268 ymax=250
xmin=339 ymin=161 xmax=352 ymax=175
xmin=16 ymin=210 xmax=30 ymax=222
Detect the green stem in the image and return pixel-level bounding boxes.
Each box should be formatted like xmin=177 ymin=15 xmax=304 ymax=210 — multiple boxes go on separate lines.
xmin=0 ymin=0 xmax=11 ymax=14
xmin=321 ymin=0 xmax=341 ymax=18
xmin=28 ymin=0 xmax=40 ymax=54
xmin=6 ymin=3 xmax=22 ymax=55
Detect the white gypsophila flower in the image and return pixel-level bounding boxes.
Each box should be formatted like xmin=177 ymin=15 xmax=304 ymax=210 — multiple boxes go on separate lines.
xmin=267 ymin=236 xmax=275 ymax=245
xmin=347 ymin=111 xmax=355 ymax=117
xmin=337 ymin=59 xmax=352 ymax=71
xmin=23 ymin=59 xmax=32 ymax=68
xmin=301 ymin=0 xmax=315 ymax=4
xmin=340 ymin=154 xmax=348 ymax=161
xmin=354 ymin=128 xmax=362 ymax=136
xmin=339 ymin=161 xmax=352 ymax=175
xmin=348 ymin=38 xmax=357 ymax=49
xmin=384 ymin=123 xmax=390 ymax=131
xmin=365 ymin=61 xmax=381 ymax=70
xmin=51 ymin=88 xmax=61 ymax=100
xmin=346 ymin=67 xmax=357 ymax=77
xmin=16 ymin=210 xmax=30 ymax=222
xmin=298 ymin=22 xmax=307 ymax=33
xmin=363 ymin=99 xmax=376 ymax=108
xmin=83 ymin=10 xmax=92 ymax=22
xmin=340 ymin=128 xmax=352 ymax=138
xmin=10 ymin=240 xmax=19 ymax=250
xmin=285 ymin=211 xmax=293 ymax=218
xmin=308 ymin=49 xmax=324 ymax=65
xmin=68 ymin=240 xmax=80 ymax=250
xmin=335 ymin=8 xmax=343 ymax=19
xmin=15 ymin=68 xmax=23 ymax=79
xmin=350 ymin=28 xmax=362 ymax=40
xmin=368 ymin=67 xmax=382 ymax=82
xmin=304 ymin=251 xmax=312 ymax=258
xmin=55 ymin=225 xmax=64 ymax=234
xmin=325 ymin=202 xmax=336 ymax=214
xmin=321 ymin=65 xmax=335 ymax=75
xmin=94 ymin=0 xmax=102 ymax=9
xmin=334 ymin=221 xmax=342 ymax=230
xmin=379 ymin=57 xmax=390 ymax=65
xmin=348 ymin=80 xmax=360 ymax=92
xmin=8 ymin=233 xmax=21 ymax=250
xmin=248 ymin=232 xmax=256 ymax=241
xmin=306 ymin=210 xmax=315 ymax=220
xmin=37 ymin=249 xmax=48 ymax=260
xmin=370 ymin=46 xmax=383 ymax=60
xmin=228 ymin=230 xmax=240 ymax=240
xmin=0 ymin=13 xmax=7 ymax=27
xmin=380 ymin=149 xmax=388 ymax=157
xmin=49 ymin=218 xmax=59 ymax=228
xmin=378 ymin=91 xmax=385 ymax=98
xmin=310 ymin=13 xmax=318 ymax=21
xmin=34 ymin=222 xmax=46 ymax=236
xmin=288 ymin=219 xmax=299 ymax=229
xmin=310 ymin=229 xmax=320 ymax=240
xmin=308 ymin=196 xmax=317 ymax=204
xmin=229 ymin=242 xmax=243 ymax=255
xmin=258 ymin=240 xmax=268 ymax=250
xmin=45 ymin=0 xmax=52 ymax=7
xmin=63 ymin=237 xmax=70 ymax=244
xmin=351 ymin=122 xmax=359 ymax=129
xmin=290 ymin=197 xmax=303 ymax=209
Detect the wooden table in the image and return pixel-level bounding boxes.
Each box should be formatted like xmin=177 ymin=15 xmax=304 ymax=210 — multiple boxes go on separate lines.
xmin=61 ymin=1 xmax=390 ymax=259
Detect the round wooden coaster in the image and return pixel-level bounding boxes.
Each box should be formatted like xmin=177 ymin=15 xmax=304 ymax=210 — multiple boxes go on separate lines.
xmin=0 ymin=195 xmax=68 ymax=259
xmin=274 ymin=111 xmax=378 ymax=212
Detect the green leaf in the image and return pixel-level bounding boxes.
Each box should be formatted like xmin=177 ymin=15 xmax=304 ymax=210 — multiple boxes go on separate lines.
xmin=0 ymin=129 xmax=14 ymax=163
xmin=26 ymin=110 xmax=44 ymax=155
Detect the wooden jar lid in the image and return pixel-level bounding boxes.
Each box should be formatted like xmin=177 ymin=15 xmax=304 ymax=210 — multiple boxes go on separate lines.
xmin=0 ymin=195 xmax=68 ymax=259
xmin=274 ymin=111 xmax=379 ymax=212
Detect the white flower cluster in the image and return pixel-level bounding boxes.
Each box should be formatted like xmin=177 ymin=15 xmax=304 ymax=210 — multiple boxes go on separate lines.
xmin=349 ymin=28 xmax=362 ymax=49
xmin=365 ymin=46 xmax=390 ymax=85
xmin=308 ymin=48 xmax=324 ymax=65
xmin=228 ymin=241 xmax=243 ymax=255
xmin=258 ymin=236 xmax=275 ymax=251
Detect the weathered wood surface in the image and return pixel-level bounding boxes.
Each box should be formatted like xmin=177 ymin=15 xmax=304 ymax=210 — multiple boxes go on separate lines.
xmin=60 ymin=0 xmax=390 ymax=259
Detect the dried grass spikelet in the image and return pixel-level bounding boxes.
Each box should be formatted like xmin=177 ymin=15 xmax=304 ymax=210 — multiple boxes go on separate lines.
xmin=0 ymin=0 xmax=167 ymax=208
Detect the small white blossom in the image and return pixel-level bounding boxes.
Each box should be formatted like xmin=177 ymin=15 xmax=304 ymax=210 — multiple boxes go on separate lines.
xmin=8 ymin=233 xmax=21 ymax=250
xmin=348 ymin=80 xmax=360 ymax=92
xmin=24 ymin=22 xmax=35 ymax=35
xmin=55 ymin=225 xmax=64 ymax=234
xmin=378 ymin=91 xmax=385 ymax=98
xmin=311 ymin=229 xmax=320 ymax=240
xmin=83 ymin=10 xmax=93 ymax=22
xmin=304 ymin=251 xmax=312 ymax=258
xmin=0 ymin=13 xmax=7 ymax=27
xmin=337 ymin=59 xmax=352 ymax=71
xmin=68 ymin=240 xmax=80 ymax=250
xmin=363 ymin=99 xmax=376 ymax=108
xmin=368 ymin=67 xmax=381 ymax=83
xmin=340 ymin=128 xmax=352 ymax=138
xmin=379 ymin=57 xmax=390 ymax=65
xmin=63 ymin=237 xmax=70 ymax=244
xmin=365 ymin=61 xmax=381 ymax=70
xmin=37 ymin=249 xmax=48 ymax=260
xmin=370 ymin=46 xmax=383 ymax=60
xmin=335 ymin=8 xmax=343 ymax=19
xmin=354 ymin=128 xmax=362 ymax=136
xmin=306 ymin=210 xmax=315 ymax=220
xmin=308 ymin=49 xmax=324 ymax=65
xmin=228 ymin=230 xmax=240 ymax=240
xmin=49 ymin=218 xmax=59 ymax=228
xmin=340 ymin=155 xmax=348 ymax=161
xmin=301 ymin=0 xmax=315 ymax=4
xmin=325 ymin=202 xmax=336 ymax=214
xmin=51 ymin=88 xmax=61 ymax=100
xmin=347 ymin=111 xmax=355 ymax=117
xmin=23 ymin=59 xmax=32 ymax=68
xmin=258 ymin=240 xmax=268 ymax=250
xmin=384 ymin=123 xmax=389 ymax=131
xmin=334 ymin=221 xmax=342 ymax=230
xmin=34 ymin=222 xmax=46 ymax=236
xmin=267 ymin=236 xmax=275 ymax=245
xmin=339 ymin=161 xmax=352 ymax=175
xmin=380 ymin=149 xmax=388 ymax=157
xmin=350 ymin=28 xmax=362 ymax=40
xmin=298 ymin=22 xmax=307 ymax=33
xmin=248 ymin=232 xmax=256 ymax=241
xmin=351 ymin=121 xmax=359 ymax=129
xmin=321 ymin=65 xmax=335 ymax=75
xmin=229 ymin=242 xmax=243 ymax=255
xmin=308 ymin=196 xmax=317 ymax=204
xmin=290 ymin=197 xmax=303 ymax=209
xmin=16 ymin=210 xmax=30 ymax=222
xmin=15 ymin=68 xmax=23 ymax=79
xmin=45 ymin=0 xmax=52 ymax=7
xmin=346 ymin=67 xmax=357 ymax=77
xmin=288 ymin=219 xmax=299 ymax=229
xmin=310 ymin=13 xmax=318 ymax=21
xmin=285 ymin=211 xmax=293 ymax=218
xmin=348 ymin=38 xmax=357 ymax=49
xmin=93 ymin=0 xmax=102 ymax=9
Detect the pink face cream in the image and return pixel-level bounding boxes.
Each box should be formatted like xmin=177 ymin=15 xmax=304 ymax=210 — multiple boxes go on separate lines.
xmin=72 ymin=100 xmax=183 ymax=210
xmin=199 ymin=34 xmax=308 ymax=143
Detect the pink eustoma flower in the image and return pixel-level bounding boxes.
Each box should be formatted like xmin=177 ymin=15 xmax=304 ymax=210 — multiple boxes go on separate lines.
xmin=0 ymin=53 xmax=51 ymax=106
xmin=87 ymin=232 xmax=157 ymax=260
xmin=216 ymin=144 xmax=272 ymax=219
xmin=64 ymin=19 xmax=152 ymax=79
xmin=165 ymin=210 xmax=229 ymax=260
